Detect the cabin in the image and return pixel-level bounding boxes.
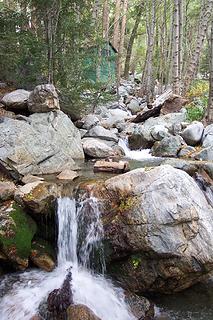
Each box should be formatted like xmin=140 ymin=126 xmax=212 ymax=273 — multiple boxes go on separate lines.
xmin=84 ymin=42 xmax=117 ymax=83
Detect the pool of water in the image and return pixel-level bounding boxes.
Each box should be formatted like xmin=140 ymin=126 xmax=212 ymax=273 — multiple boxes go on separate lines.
xmin=153 ymin=279 xmax=213 ymax=319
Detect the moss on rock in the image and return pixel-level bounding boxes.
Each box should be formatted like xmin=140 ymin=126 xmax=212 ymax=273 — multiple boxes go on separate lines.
xmin=0 ymin=201 xmax=37 ymax=269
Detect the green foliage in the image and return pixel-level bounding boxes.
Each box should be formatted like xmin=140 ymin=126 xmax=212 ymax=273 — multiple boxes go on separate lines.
xmin=186 ymin=80 xmax=209 ymax=122
xmin=131 ymin=255 xmax=141 ymax=269
xmin=0 ymin=203 xmax=37 ymax=259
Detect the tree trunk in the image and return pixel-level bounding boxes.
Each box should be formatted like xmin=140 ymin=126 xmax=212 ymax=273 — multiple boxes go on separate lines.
xmin=117 ymin=0 xmax=128 ymax=82
xmin=124 ymin=5 xmax=143 ymax=79
xmin=112 ymin=0 xmax=121 ymax=51
xmin=172 ymin=0 xmax=180 ymax=94
xmin=183 ymin=0 xmax=213 ymax=95
xmin=141 ymin=0 xmax=156 ymax=104
xmin=102 ymin=0 xmax=109 ymax=39
xmin=207 ymin=19 xmax=213 ymax=124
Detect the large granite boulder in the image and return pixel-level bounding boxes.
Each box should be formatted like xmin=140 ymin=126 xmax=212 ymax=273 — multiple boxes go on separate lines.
xmin=14 ymin=181 xmax=60 ymax=214
xmin=202 ymin=124 xmax=213 ymax=148
xmin=0 ymin=201 xmax=37 ymax=269
xmin=28 ymin=84 xmax=60 ymax=113
xmin=181 ymin=121 xmax=204 ymax=146
xmin=85 ymin=125 xmax=118 ymax=142
xmin=151 ymin=135 xmax=185 ymax=157
xmin=0 ymin=110 xmax=84 ymax=176
xmin=82 ymin=138 xmax=116 ymax=158
xmin=84 ymin=165 xmax=213 ymax=293
xmin=1 ymin=89 xmax=30 ymax=110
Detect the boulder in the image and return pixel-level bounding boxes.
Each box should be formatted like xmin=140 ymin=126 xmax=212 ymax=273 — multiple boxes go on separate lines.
xmin=1 ymin=89 xmax=30 ymax=110
xmin=0 ymin=201 xmax=37 ymax=269
xmin=28 ymin=84 xmax=60 ymax=113
xmin=14 ymin=181 xmax=60 ymax=214
xmin=30 ymin=239 xmax=55 ymax=272
xmin=150 ymin=125 xmax=169 ymax=141
xmin=181 ymin=121 xmax=204 ymax=146
xmin=124 ymin=292 xmax=154 ymax=320
xmin=194 ymin=147 xmax=213 ymax=161
xmin=82 ymin=138 xmax=115 ymax=158
xmin=178 ymin=145 xmax=196 ymax=158
xmin=57 ymin=169 xmax=79 ymax=181
xmin=76 ymin=114 xmax=100 ymax=130
xmin=94 ymin=160 xmax=130 ymax=173
xmin=0 ymin=181 xmax=16 ymax=201
xmin=128 ymin=112 xmax=186 ymax=150
xmin=86 ymin=125 xmax=118 ymax=142
xmin=202 ymin=124 xmax=213 ymax=148
xmin=127 ymin=98 xmax=141 ymax=114
xmin=67 ymin=305 xmax=101 ymax=320
xmin=0 ymin=110 xmax=84 ymax=176
xmin=86 ymin=165 xmax=213 ymax=293
xmin=151 ymin=135 xmax=185 ymax=157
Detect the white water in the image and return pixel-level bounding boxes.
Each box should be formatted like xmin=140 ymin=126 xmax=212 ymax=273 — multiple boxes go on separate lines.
xmin=0 ymin=197 xmax=135 ymax=320
xmin=119 ymin=138 xmax=154 ymax=160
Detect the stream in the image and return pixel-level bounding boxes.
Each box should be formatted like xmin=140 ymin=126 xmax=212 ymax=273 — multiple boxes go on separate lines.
xmin=0 ymin=197 xmax=135 ymax=320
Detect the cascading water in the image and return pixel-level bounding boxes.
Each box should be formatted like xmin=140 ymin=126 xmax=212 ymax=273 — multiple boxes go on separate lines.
xmin=0 ymin=197 xmax=135 ymax=320
xmin=118 ymin=138 xmax=154 ymax=160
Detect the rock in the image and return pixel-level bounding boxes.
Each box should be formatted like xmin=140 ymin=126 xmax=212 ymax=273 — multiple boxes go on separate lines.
xmin=28 ymin=84 xmax=60 ymax=113
xmin=194 ymin=147 xmax=213 ymax=161
xmin=30 ymin=316 xmax=41 ymax=320
xmin=67 ymin=305 xmax=101 ymax=320
xmin=202 ymin=124 xmax=213 ymax=148
xmin=0 ymin=201 xmax=37 ymax=269
xmin=14 ymin=181 xmax=60 ymax=214
xmin=178 ymin=145 xmax=196 ymax=158
xmin=48 ymin=269 xmax=73 ymax=317
xmin=181 ymin=121 xmax=204 ymax=146
xmin=118 ymin=86 xmax=128 ymax=97
xmin=87 ymin=165 xmax=213 ymax=293
xmin=22 ymin=174 xmax=44 ymax=184
xmin=161 ymin=158 xmax=198 ymax=176
xmin=82 ymin=138 xmax=116 ymax=158
xmin=128 ymin=112 xmax=186 ymax=150
xmin=0 ymin=181 xmax=16 ymax=201
xmin=101 ymin=108 xmax=130 ymax=128
xmin=30 ymin=239 xmax=55 ymax=272
xmin=0 ymin=110 xmax=84 ymax=176
xmin=125 ymin=292 xmax=154 ymax=320
xmin=57 ymin=169 xmax=79 ymax=181
xmin=203 ymin=163 xmax=213 ymax=179
xmin=86 ymin=125 xmax=118 ymax=142
xmin=94 ymin=160 xmax=130 ymax=173
xmin=127 ymin=98 xmax=141 ymax=114
xmin=150 ymin=125 xmax=169 ymax=141
xmin=151 ymin=135 xmax=185 ymax=157
xmin=1 ymin=89 xmax=30 ymax=110
xmin=76 ymin=114 xmax=100 ymax=130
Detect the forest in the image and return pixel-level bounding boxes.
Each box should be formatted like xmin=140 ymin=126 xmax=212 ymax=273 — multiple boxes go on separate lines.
xmin=0 ymin=0 xmax=212 ymax=123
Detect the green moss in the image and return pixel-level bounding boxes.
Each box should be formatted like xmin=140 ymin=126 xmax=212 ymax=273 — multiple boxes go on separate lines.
xmin=0 ymin=203 xmax=37 ymax=260
xmin=118 ymin=196 xmax=137 ymax=212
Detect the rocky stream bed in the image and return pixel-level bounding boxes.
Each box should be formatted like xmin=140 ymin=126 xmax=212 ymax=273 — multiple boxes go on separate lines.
xmin=0 ymin=82 xmax=213 ymax=319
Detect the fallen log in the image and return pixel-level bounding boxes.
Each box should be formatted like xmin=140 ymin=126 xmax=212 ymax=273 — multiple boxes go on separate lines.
xmin=131 ymin=89 xmax=173 ymax=123
xmin=94 ymin=160 xmax=130 ymax=174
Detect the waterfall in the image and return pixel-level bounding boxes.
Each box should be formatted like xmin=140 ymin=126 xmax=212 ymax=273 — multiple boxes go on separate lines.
xmin=0 ymin=197 xmax=135 ymax=320
xmin=118 ymin=138 xmax=154 ymax=160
